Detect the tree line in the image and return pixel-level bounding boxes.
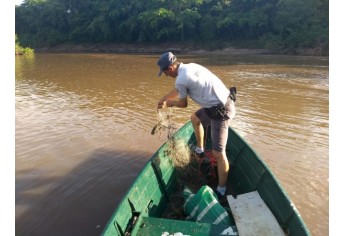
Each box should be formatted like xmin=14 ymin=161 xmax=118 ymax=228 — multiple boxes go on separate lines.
xmin=15 ymin=0 xmax=329 ymax=55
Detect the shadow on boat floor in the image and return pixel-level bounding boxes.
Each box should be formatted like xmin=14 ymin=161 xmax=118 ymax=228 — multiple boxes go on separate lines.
xmin=161 ymin=165 xmax=237 ymax=221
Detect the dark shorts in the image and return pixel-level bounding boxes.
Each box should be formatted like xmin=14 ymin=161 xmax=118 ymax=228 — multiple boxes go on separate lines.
xmin=195 ymin=98 xmax=235 ymax=152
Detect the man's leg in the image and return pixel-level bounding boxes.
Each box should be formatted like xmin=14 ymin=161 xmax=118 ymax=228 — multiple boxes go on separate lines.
xmin=212 ymin=150 xmax=229 ymax=188
xmin=191 ymin=112 xmax=205 ymax=151
xmin=212 ymin=98 xmax=236 ymax=196
xmin=211 ymin=118 xmax=230 ymax=197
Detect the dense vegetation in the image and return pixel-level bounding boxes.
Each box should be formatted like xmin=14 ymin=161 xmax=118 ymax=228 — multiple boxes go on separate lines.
xmin=15 ymin=0 xmax=328 ymax=55
xmin=15 ymin=34 xmax=34 ymax=55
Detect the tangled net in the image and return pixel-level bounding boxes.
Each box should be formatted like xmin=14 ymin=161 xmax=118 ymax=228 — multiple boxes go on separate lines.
xmin=151 ymin=108 xmax=210 ymax=219
xmin=151 ymin=109 xmax=198 ymax=181
xmin=151 ymin=108 xmax=179 ymax=139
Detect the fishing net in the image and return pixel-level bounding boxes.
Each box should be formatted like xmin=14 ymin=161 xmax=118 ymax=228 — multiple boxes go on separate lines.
xmin=151 ymin=108 xmax=203 ymax=188
xmin=151 ymin=108 xmax=179 ymax=139
xmin=151 ymin=108 xmax=218 ymax=220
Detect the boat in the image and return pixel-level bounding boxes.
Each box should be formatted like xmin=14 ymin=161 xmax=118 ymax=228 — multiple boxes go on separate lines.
xmin=102 ymin=121 xmax=310 ymax=236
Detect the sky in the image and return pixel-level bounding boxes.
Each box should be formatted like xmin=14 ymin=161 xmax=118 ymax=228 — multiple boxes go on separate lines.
xmin=15 ymin=0 xmax=24 ymax=6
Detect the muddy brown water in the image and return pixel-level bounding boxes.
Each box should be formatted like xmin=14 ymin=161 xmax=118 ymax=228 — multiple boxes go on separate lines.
xmin=15 ymin=53 xmax=328 ymax=235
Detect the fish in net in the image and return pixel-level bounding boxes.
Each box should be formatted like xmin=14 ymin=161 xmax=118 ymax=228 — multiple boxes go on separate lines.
xmin=151 ymin=108 xmax=179 ymax=139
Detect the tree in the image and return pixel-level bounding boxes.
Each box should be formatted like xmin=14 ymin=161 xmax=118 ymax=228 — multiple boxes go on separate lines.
xmin=15 ymin=34 xmax=34 ymax=55
xmin=15 ymin=0 xmax=328 ymax=54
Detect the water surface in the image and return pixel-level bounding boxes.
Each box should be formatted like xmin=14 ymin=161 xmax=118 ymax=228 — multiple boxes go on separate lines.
xmin=15 ymin=53 xmax=329 ymax=235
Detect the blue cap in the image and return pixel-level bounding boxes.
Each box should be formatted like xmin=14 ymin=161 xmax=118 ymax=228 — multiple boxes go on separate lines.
xmin=157 ymin=52 xmax=177 ymax=76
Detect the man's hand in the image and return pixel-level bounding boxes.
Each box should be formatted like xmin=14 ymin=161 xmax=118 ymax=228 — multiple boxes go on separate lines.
xmin=157 ymin=100 xmax=167 ymax=109
xmin=157 ymin=88 xmax=179 ymax=109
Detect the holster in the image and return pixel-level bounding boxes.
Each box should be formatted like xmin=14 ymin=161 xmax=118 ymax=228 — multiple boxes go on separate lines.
xmin=229 ymin=86 xmax=236 ymax=102
xmin=205 ymin=87 xmax=236 ymax=120
xmin=204 ymin=103 xmax=229 ymax=120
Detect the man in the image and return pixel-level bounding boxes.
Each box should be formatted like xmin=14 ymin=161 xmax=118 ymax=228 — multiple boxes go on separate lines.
xmin=156 ymin=51 xmax=236 ymax=199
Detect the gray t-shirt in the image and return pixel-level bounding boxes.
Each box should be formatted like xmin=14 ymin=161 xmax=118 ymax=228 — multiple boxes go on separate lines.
xmin=176 ymin=63 xmax=230 ymax=108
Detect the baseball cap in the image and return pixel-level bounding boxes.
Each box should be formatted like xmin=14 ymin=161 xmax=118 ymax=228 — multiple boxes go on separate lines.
xmin=157 ymin=52 xmax=177 ymax=76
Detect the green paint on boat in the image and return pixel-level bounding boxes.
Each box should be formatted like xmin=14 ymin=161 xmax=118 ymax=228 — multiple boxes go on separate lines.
xmin=102 ymin=121 xmax=310 ymax=236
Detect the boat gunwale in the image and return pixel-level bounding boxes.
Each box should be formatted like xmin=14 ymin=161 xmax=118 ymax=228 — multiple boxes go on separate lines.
xmin=226 ymin=127 xmax=311 ymax=235
xmin=101 ymin=121 xmax=192 ymax=235
xmin=101 ymin=121 xmax=311 ymax=235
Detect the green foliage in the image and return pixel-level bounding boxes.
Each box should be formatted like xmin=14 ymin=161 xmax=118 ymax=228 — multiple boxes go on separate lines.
xmin=137 ymin=8 xmax=178 ymax=42
xmin=15 ymin=34 xmax=35 ymax=55
xmin=259 ymin=0 xmax=329 ymax=53
xmin=15 ymin=0 xmax=329 ymax=54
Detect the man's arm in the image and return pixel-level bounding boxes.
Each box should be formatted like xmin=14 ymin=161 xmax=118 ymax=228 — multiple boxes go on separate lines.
xmin=166 ymin=97 xmax=188 ymax=108
xmin=157 ymin=88 xmax=188 ymax=108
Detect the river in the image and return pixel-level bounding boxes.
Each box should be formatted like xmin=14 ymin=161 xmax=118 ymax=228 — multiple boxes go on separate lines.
xmin=15 ymin=53 xmax=329 ymax=235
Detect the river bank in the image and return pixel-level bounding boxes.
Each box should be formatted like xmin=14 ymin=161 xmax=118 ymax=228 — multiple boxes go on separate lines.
xmin=34 ymin=41 xmax=328 ymax=56
xmin=35 ymin=42 xmax=273 ymax=55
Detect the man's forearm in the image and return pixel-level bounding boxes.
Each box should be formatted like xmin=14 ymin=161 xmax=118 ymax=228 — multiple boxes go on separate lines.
xmin=160 ymin=88 xmax=179 ymax=102
xmin=166 ymin=98 xmax=188 ymax=108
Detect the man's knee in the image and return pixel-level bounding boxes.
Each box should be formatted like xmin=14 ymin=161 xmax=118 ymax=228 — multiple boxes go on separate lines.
xmin=212 ymin=150 xmax=226 ymax=160
xmin=191 ymin=113 xmax=200 ymax=124
xmin=212 ymin=149 xmax=228 ymax=161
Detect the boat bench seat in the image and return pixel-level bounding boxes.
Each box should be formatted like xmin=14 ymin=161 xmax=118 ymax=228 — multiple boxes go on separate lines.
xmin=132 ymin=216 xmax=238 ymax=236
xmin=227 ymin=191 xmax=285 ymax=236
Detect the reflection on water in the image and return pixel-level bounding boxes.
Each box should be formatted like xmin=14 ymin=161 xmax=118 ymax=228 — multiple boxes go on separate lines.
xmin=15 ymin=53 xmax=328 ymax=236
